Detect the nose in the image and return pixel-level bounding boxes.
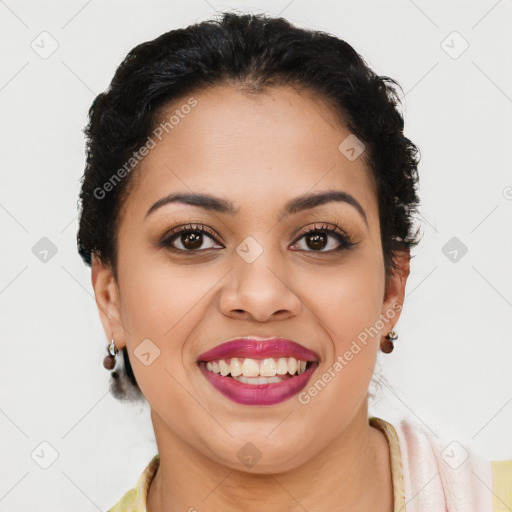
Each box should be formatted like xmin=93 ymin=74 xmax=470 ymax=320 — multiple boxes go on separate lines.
xmin=219 ymin=250 xmax=302 ymax=323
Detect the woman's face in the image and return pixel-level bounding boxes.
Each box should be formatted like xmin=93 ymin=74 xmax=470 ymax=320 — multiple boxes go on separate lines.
xmin=93 ymin=84 xmax=408 ymax=473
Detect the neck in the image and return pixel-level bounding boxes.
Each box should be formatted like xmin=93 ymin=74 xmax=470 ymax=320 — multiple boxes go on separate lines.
xmin=146 ymin=402 xmax=393 ymax=512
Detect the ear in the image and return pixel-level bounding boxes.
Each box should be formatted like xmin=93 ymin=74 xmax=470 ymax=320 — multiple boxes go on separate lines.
xmin=380 ymin=249 xmax=410 ymax=328
xmin=91 ymin=254 xmax=127 ymax=350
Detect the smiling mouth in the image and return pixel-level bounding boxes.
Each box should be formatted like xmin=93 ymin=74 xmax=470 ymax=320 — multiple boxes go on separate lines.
xmin=196 ymin=337 xmax=320 ymax=405
xmin=198 ymin=356 xmax=316 ymax=385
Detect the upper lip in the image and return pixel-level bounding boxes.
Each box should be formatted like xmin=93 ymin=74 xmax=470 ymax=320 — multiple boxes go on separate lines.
xmin=197 ymin=337 xmax=320 ymax=362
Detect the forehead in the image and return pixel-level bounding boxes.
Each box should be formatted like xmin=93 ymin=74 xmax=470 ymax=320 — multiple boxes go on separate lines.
xmin=121 ymin=84 xmax=377 ymax=222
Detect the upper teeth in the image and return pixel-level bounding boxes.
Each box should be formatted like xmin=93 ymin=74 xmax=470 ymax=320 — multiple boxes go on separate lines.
xmin=205 ymin=357 xmax=308 ymax=377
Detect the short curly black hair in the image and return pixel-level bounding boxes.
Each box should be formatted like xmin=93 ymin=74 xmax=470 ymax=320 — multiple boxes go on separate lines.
xmin=77 ymin=11 xmax=421 ymax=402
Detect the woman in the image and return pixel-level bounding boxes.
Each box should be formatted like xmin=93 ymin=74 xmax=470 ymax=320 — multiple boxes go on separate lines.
xmin=76 ymin=11 xmax=511 ymax=512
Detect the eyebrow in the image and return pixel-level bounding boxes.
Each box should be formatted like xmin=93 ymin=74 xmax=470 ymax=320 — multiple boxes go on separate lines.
xmin=145 ymin=190 xmax=368 ymax=226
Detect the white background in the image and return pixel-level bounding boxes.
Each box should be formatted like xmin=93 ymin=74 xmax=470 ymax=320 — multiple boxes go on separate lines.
xmin=1 ymin=0 xmax=511 ymax=510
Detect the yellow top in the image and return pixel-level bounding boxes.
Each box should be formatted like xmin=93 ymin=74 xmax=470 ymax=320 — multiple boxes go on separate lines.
xmin=492 ymin=459 xmax=512 ymax=512
xmin=106 ymin=416 xmax=511 ymax=512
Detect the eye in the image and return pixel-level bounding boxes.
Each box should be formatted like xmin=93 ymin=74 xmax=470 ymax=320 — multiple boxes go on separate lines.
xmin=290 ymin=223 xmax=356 ymax=253
xmin=158 ymin=224 xmax=223 ymax=252
xmin=157 ymin=222 xmax=356 ymax=254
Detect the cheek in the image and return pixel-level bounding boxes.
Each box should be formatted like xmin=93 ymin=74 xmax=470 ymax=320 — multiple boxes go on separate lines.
xmin=117 ymin=255 xmax=212 ymax=390
xmin=285 ymin=263 xmax=385 ymax=459
xmin=294 ymin=261 xmax=384 ymax=422
xmin=305 ymin=254 xmax=385 ymax=350
xmin=118 ymin=240 xmax=213 ymax=334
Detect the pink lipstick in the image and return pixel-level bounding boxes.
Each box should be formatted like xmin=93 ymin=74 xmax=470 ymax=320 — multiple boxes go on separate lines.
xmin=197 ymin=337 xmax=320 ymax=406
xmin=197 ymin=337 xmax=320 ymax=362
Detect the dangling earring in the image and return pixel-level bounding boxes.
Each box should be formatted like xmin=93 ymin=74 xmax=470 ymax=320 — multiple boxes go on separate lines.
xmin=380 ymin=329 xmax=398 ymax=354
xmin=103 ymin=337 xmax=119 ymax=370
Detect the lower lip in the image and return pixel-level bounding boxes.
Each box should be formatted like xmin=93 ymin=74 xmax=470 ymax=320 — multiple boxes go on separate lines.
xmin=198 ymin=362 xmax=319 ymax=405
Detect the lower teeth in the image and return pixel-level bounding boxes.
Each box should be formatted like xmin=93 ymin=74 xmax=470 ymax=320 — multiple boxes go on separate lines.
xmin=231 ymin=375 xmax=286 ymax=385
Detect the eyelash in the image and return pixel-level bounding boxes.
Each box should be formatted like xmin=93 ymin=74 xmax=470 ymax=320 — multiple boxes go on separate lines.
xmin=157 ymin=222 xmax=356 ymax=254
xmin=292 ymin=223 xmax=356 ymax=252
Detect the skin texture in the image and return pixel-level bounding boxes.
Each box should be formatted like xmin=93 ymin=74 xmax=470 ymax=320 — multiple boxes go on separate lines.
xmin=92 ymin=84 xmax=410 ymax=512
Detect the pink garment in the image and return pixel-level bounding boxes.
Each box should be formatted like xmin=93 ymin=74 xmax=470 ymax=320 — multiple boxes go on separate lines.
xmin=393 ymin=418 xmax=495 ymax=511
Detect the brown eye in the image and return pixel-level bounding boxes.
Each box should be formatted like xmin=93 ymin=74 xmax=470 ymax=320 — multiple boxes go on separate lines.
xmin=305 ymin=232 xmax=329 ymax=251
xmin=178 ymin=232 xmax=206 ymax=250
xmin=291 ymin=223 xmax=356 ymax=253
xmin=159 ymin=224 xmax=223 ymax=252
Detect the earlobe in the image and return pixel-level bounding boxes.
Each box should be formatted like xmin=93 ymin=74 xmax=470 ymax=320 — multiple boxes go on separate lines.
xmin=378 ymin=250 xmax=410 ymax=354
xmin=91 ymin=254 xmax=126 ymax=349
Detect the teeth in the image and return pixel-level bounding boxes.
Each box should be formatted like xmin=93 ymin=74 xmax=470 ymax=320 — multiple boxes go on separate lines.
xmin=242 ymin=358 xmax=260 ymax=377
xmin=204 ymin=357 xmax=310 ymax=377
xmin=230 ymin=358 xmax=242 ymax=376
xmin=260 ymin=358 xmax=276 ymax=376
xmin=218 ymin=359 xmax=230 ymax=376
xmin=276 ymin=358 xmax=288 ymax=375
xmin=232 ymin=375 xmax=282 ymax=385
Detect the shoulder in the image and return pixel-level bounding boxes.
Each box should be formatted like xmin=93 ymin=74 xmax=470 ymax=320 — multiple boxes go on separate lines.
xmin=389 ymin=417 xmax=512 ymax=512
xmin=105 ymin=454 xmax=160 ymax=512
xmin=106 ymin=488 xmax=137 ymax=512
xmin=491 ymin=459 xmax=512 ymax=512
